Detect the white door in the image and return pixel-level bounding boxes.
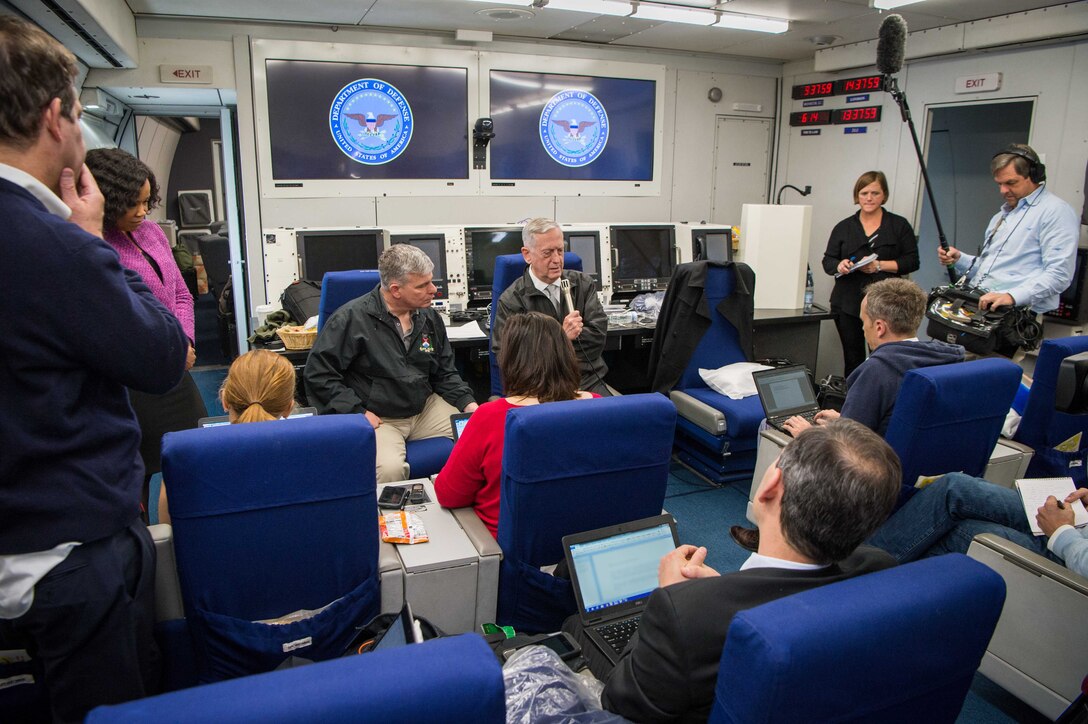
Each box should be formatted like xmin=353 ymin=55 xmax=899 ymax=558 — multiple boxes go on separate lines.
xmin=711 ymin=117 xmax=771 ymax=225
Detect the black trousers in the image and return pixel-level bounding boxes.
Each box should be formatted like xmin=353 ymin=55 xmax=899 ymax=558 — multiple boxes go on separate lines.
xmin=834 ymin=311 xmax=867 ymax=379
xmin=561 ymin=614 xmax=617 ymax=681
xmin=0 ymin=519 xmax=160 ymax=723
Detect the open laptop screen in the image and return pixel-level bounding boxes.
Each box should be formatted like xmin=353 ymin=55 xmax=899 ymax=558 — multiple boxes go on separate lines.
xmin=568 ymin=522 xmax=677 ymax=613
xmin=753 ymin=366 xmax=817 ymax=418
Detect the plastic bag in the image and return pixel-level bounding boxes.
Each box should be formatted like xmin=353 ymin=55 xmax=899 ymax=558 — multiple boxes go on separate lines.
xmin=629 ymin=291 xmax=666 ymax=320
xmin=503 ymin=645 xmax=630 ymax=724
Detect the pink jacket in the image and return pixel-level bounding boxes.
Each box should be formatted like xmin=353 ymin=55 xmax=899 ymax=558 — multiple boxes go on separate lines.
xmin=103 ymin=220 xmax=195 ymax=341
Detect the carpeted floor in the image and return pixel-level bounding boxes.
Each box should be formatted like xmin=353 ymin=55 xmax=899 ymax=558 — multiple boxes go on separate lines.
xmin=662 ymin=462 xmax=1049 ymax=724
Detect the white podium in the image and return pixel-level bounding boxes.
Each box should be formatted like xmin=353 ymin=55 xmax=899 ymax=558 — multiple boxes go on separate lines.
xmin=740 ymin=204 xmax=812 ymax=310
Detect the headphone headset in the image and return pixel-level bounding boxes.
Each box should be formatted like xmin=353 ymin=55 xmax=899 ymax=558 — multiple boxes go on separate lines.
xmin=993 ymin=144 xmax=1046 ymax=184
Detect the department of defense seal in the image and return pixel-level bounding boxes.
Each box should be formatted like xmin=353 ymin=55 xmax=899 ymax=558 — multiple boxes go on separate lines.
xmin=329 ymin=78 xmax=413 ymax=165
xmin=539 ymin=89 xmax=609 ymax=168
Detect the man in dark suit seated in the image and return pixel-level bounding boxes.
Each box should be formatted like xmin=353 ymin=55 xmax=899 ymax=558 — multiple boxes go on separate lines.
xmin=568 ymin=419 xmax=900 ymax=723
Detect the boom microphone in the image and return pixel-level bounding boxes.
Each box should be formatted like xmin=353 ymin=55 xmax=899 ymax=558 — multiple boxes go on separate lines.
xmin=876 ymin=13 xmax=907 ymax=76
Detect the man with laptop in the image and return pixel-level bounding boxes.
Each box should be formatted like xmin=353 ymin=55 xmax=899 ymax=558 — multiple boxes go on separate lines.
xmin=562 ymin=420 xmax=899 ymax=723
xmin=772 ymin=278 xmax=963 ymax=438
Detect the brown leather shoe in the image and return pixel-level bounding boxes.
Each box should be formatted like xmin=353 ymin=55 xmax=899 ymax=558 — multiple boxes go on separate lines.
xmin=729 ymin=525 xmax=760 ymax=553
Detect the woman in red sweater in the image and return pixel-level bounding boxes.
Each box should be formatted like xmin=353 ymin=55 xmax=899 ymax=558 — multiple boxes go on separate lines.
xmin=435 ymin=312 xmax=597 ymax=536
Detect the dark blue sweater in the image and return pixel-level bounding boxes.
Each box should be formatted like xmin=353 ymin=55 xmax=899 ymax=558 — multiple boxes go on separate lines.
xmin=841 ymin=339 xmax=965 ymax=436
xmin=0 ymin=178 xmax=187 ymax=553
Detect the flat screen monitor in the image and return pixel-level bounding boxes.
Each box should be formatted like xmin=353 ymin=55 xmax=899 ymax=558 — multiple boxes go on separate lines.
xmin=489 ymin=70 xmax=656 ymax=181
xmin=692 ymin=228 xmax=732 ymax=263
xmin=296 ymin=229 xmax=382 ymax=282
xmin=1045 ymin=247 xmax=1088 ymax=323
xmin=466 ymin=227 xmax=524 ymax=306
xmin=610 ymin=225 xmax=675 ymax=295
xmin=565 ymin=231 xmax=600 ymax=284
xmin=390 ymin=233 xmax=448 ymax=303
xmin=265 ymin=59 xmax=469 ymax=181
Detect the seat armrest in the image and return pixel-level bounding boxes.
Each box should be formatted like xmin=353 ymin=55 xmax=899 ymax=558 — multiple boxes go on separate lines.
xmin=379 ymin=540 xmax=401 ymax=575
xmin=969 ymin=533 xmax=1088 ymax=594
xmin=670 ymin=390 xmax=726 ymax=435
xmin=148 ymin=524 xmax=184 ymax=622
xmin=451 ymin=507 xmax=503 ymax=559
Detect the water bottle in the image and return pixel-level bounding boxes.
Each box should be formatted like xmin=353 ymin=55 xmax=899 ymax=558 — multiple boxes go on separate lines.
xmin=804 ymin=265 xmax=814 ymax=313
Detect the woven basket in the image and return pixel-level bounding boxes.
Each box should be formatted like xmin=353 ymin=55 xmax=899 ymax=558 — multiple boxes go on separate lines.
xmin=276 ymin=325 xmax=317 ymax=350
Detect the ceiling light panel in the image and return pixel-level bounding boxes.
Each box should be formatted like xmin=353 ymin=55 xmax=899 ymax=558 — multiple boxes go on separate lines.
xmin=545 ymin=0 xmax=632 ymax=15
xmin=633 ymin=2 xmax=717 ymax=26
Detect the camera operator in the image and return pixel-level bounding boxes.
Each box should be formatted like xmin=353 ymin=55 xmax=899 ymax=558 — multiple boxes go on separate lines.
xmin=937 ymin=144 xmax=1078 ymax=317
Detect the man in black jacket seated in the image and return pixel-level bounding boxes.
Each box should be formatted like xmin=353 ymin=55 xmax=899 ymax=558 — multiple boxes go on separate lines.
xmin=567 ymin=420 xmax=899 ymax=723
xmin=305 ymin=244 xmax=478 ymax=483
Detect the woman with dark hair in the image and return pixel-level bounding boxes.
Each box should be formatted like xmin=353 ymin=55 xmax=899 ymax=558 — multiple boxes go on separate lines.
xmin=86 ymin=147 xmax=206 ymax=510
xmin=822 ymin=170 xmax=919 ymax=378
xmin=435 ymin=311 xmax=597 ymax=537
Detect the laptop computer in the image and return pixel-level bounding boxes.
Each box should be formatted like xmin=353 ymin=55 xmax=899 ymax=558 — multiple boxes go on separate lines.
xmin=563 ymin=514 xmax=679 ymax=666
xmin=751 ymin=365 xmax=820 ymax=434
xmin=197 ymin=406 xmax=318 ymax=428
xmin=450 ymin=412 xmax=472 ymax=441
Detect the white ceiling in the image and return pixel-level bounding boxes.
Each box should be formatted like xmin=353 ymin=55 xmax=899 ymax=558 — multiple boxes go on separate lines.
xmin=124 ymin=0 xmax=1082 ymax=62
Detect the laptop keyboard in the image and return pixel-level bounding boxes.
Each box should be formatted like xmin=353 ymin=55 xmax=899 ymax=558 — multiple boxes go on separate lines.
xmin=595 ymin=617 xmax=641 ymax=656
xmin=768 ymin=408 xmax=818 ymax=431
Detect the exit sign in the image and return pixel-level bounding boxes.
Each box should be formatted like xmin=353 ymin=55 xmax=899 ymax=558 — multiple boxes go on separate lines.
xmin=955 ymin=73 xmax=1001 ymax=94
xmin=160 ymin=65 xmax=213 ymax=84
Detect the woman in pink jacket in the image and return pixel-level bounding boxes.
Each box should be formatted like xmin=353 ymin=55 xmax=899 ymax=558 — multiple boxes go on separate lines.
xmin=86 ymin=148 xmax=206 ymax=512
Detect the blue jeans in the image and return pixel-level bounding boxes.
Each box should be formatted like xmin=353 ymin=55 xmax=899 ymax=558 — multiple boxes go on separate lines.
xmin=868 ymin=473 xmax=1061 ymax=564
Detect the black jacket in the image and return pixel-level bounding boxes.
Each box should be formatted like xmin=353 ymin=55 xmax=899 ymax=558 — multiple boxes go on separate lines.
xmin=648 ymin=261 xmax=755 ymax=395
xmin=304 ymin=287 xmax=475 ymax=418
xmin=492 ymin=268 xmax=609 ymax=394
xmin=601 ymin=546 xmax=896 ymax=724
xmin=822 ymin=210 xmax=919 ymax=318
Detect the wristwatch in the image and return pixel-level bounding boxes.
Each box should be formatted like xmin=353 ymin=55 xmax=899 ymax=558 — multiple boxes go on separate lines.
xmin=876 ymin=260 xmax=882 ymax=273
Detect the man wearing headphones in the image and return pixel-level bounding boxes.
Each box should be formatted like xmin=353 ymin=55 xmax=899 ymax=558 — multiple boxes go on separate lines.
xmin=937 ymin=144 xmax=1079 ymax=315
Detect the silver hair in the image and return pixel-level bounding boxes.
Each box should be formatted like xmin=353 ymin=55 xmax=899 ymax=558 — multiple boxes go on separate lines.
xmin=521 ymin=218 xmax=561 ymax=249
xmin=379 ymin=244 xmax=433 ymax=289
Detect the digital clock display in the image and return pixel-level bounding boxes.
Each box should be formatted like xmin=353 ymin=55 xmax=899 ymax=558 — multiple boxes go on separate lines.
xmin=833 ymin=106 xmax=882 ymax=124
xmin=838 ymin=75 xmax=882 ymax=93
xmin=791 ymin=75 xmax=883 ymax=100
xmin=791 ymin=82 xmax=834 ymax=100
xmin=789 ymin=110 xmax=832 ymax=127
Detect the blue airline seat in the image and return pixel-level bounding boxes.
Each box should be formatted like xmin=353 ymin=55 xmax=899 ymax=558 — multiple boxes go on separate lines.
xmin=1014 ymin=335 xmax=1088 ymax=483
xmin=160 ymin=415 xmax=381 ymax=683
xmin=495 ymin=393 xmax=675 ymax=632
xmin=668 ymin=262 xmax=762 ymax=484
xmin=86 ymin=634 xmax=504 ymax=724
xmin=885 ymin=357 xmax=1020 ymax=508
xmin=709 ymin=554 xmax=1006 ymax=724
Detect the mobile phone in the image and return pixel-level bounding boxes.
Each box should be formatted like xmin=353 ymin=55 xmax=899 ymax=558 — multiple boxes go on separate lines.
xmin=408 ymin=483 xmax=427 ymax=505
xmin=502 ymin=631 xmax=581 ymax=661
xmin=377 ymin=485 xmax=409 ymax=509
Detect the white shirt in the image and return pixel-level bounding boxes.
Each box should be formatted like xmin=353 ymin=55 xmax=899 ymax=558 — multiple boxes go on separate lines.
xmin=0 ymin=162 xmax=80 ymax=619
xmin=740 ymin=552 xmax=829 ymax=572
xmin=528 ymin=269 xmax=561 ymax=312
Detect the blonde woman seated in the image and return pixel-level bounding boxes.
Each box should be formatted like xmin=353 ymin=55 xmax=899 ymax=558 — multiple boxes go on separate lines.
xmin=157 ymin=350 xmax=296 ymax=524
xmin=435 ymin=312 xmax=599 ymax=537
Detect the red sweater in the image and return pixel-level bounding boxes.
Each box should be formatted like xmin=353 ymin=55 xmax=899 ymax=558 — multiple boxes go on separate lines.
xmin=434 ymin=395 xmax=598 ymax=537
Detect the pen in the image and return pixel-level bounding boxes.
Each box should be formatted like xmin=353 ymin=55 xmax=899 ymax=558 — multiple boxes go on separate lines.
xmin=1057 ymin=500 xmax=1066 ymax=510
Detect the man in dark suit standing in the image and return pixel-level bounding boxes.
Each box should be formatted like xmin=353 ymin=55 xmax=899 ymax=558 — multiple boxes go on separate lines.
xmin=578 ymin=419 xmax=900 ymax=723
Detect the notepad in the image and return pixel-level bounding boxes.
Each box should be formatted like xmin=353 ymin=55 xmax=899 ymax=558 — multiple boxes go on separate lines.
xmin=1014 ymin=477 xmax=1088 ymax=535
xmin=833 ymin=253 xmax=878 ymax=278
